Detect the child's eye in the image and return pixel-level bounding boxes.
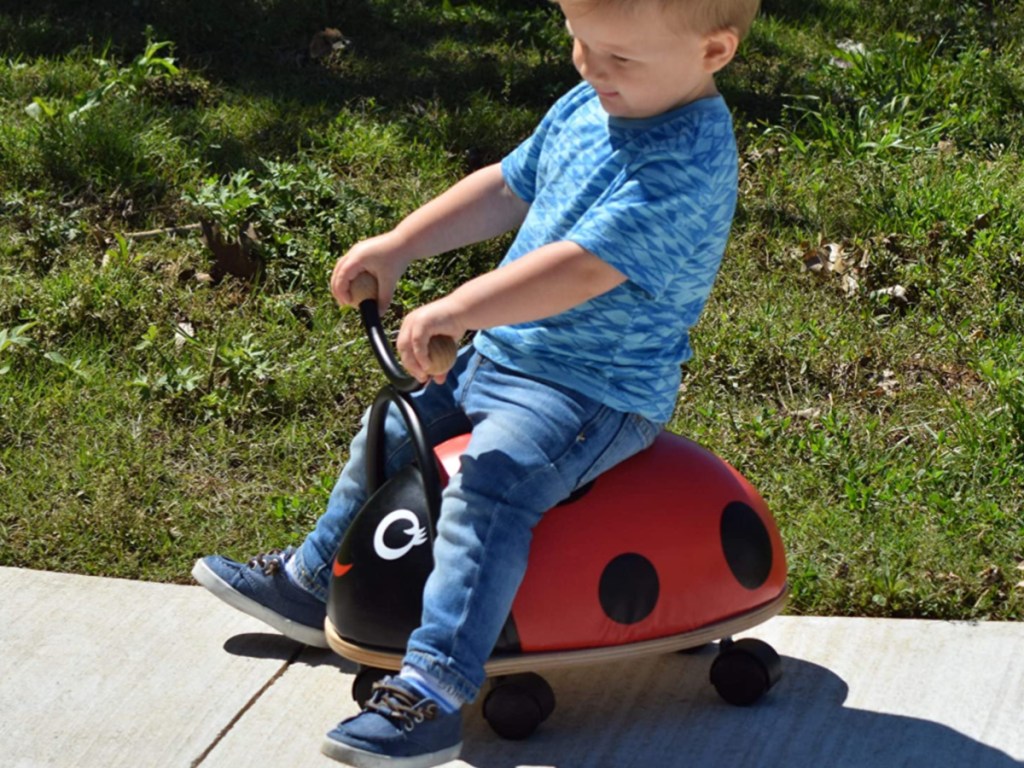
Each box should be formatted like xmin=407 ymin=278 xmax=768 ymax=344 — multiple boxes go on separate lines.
xmin=611 ymin=54 xmax=631 ymax=64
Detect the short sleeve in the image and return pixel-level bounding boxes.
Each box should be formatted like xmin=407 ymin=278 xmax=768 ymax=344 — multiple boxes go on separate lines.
xmin=565 ymin=156 xmax=735 ymax=300
xmin=501 ymin=82 xmax=594 ymax=204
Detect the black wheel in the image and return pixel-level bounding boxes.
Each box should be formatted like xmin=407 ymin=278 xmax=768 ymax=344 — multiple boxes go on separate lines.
xmin=709 ymin=638 xmax=782 ymax=706
xmin=351 ymin=666 xmax=389 ymax=708
xmin=483 ymin=673 xmax=556 ymax=740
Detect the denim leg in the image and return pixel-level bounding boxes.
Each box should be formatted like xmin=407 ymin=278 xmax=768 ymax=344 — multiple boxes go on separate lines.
xmin=291 ymin=349 xmax=477 ymax=601
xmin=404 ymin=358 xmax=659 ymax=702
xmin=290 ymin=411 xmax=376 ymax=601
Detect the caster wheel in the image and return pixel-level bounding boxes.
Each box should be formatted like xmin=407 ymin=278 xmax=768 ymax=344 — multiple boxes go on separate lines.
xmin=710 ymin=638 xmax=782 ymax=706
xmin=483 ymin=673 xmax=556 ymax=740
xmin=351 ymin=666 xmax=390 ymax=708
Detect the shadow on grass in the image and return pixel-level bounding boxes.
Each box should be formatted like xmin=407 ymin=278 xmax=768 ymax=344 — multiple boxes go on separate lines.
xmin=0 ymin=0 xmax=573 ymax=112
xmin=1 ymin=0 xmax=804 ymax=130
xmin=1 ymin=0 xmax=579 ymax=174
xmin=761 ymin=0 xmax=845 ymax=25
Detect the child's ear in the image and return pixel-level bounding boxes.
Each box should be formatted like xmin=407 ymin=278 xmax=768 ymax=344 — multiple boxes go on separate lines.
xmin=702 ymin=27 xmax=740 ymax=74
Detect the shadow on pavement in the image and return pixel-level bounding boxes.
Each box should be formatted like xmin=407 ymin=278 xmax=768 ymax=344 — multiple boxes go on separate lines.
xmin=222 ymin=631 xmax=357 ymax=674
xmin=459 ymin=653 xmax=1020 ymax=768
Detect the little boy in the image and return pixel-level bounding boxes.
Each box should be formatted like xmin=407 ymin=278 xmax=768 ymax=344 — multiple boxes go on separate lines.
xmin=193 ymin=0 xmax=759 ymax=766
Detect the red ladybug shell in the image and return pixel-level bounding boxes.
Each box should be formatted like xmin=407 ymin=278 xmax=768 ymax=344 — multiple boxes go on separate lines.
xmin=435 ymin=431 xmax=787 ymax=654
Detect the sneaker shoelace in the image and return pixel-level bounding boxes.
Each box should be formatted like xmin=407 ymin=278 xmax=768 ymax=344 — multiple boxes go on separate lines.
xmin=247 ymin=549 xmax=288 ymax=576
xmin=367 ymin=680 xmax=439 ymax=732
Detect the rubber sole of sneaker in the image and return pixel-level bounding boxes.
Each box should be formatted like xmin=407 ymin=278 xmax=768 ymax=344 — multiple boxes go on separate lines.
xmin=320 ymin=737 xmax=462 ymax=768
xmin=191 ymin=559 xmax=330 ymax=648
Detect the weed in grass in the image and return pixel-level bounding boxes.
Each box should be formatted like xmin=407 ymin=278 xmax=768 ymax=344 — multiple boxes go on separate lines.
xmin=131 ymin=321 xmax=288 ymax=425
xmin=184 ymin=156 xmax=391 ymax=291
xmin=0 ymin=321 xmax=37 ymax=374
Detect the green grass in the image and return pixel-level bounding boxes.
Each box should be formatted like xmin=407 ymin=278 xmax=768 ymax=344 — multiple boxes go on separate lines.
xmin=1 ymin=0 xmax=1021 ymax=621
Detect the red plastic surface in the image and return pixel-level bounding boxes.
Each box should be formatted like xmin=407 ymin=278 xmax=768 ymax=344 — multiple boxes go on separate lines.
xmin=433 ymin=431 xmax=787 ymax=654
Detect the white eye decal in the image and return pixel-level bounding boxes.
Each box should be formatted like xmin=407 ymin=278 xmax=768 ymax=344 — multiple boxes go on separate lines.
xmin=373 ymin=509 xmax=428 ymax=561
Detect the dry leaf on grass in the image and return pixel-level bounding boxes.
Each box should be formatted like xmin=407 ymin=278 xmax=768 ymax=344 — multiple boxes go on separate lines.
xmin=795 ymin=239 xmax=869 ymax=297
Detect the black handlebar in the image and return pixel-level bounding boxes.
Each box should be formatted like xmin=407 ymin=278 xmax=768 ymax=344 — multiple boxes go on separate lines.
xmin=358 ymin=298 xmax=425 ymax=394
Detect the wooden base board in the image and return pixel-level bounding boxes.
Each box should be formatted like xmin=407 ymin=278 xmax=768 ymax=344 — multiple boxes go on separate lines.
xmin=324 ymin=585 xmax=788 ymax=676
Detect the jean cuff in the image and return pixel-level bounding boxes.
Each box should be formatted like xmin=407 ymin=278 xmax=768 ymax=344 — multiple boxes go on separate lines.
xmin=402 ymin=651 xmax=478 ymax=704
xmin=290 ymin=543 xmax=330 ymax=602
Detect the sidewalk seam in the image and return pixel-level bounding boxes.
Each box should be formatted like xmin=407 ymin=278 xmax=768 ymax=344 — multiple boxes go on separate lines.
xmin=190 ymin=645 xmax=304 ymax=767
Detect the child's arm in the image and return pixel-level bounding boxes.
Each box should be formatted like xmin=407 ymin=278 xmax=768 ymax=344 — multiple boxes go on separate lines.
xmin=330 ymin=162 xmax=529 ymax=311
xmin=398 ymin=240 xmax=627 ymax=382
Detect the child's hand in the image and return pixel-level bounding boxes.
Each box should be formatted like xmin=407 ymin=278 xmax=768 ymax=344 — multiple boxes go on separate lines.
xmin=330 ymin=233 xmax=409 ymax=311
xmin=397 ymin=299 xmax=463 ymax=385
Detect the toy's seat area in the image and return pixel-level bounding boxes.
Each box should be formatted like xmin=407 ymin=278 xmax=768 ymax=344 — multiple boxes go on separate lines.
xmin=439 ymin=430 xmax=788 ymax=655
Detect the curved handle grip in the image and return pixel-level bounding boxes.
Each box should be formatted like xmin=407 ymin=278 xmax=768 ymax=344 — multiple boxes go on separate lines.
xmin=425 ymin=335 xmax=458 ymax=378
xmin=351 ymin=272 xmax=458 ymax=379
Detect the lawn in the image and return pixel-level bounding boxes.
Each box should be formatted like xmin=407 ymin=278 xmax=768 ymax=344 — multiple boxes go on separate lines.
xmin=1 ymin=0 xmax=1021 ymax=620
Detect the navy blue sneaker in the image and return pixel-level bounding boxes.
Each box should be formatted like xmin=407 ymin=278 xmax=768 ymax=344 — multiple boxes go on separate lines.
xmin=321 ymin=677 xmax=463 ymax=768
xmin=191 ymin=547 xmax=328 ymax=648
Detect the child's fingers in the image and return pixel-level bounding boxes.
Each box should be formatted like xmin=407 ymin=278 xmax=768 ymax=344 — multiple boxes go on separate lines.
xmin=397 ymin=305 xmax=458 ymax=384
xmin=412 ymin=333 xmax=435 ymax=383
xmin=397 ymin=324 xmax=429 ymax=383
xmin=329 ymin=259 xmax=352 ymax=306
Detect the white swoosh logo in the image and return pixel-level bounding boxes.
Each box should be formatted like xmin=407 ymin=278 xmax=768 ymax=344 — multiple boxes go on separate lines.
xmin=373 ymin=509 xmax=428 ymax=561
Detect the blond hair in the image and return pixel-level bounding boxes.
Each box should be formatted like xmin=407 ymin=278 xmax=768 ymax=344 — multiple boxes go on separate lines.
xmin=560 ymin=0 xmax=760 ymax=41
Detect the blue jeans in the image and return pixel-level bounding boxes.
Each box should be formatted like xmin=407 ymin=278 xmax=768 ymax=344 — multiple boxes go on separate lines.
xmin=292 ymin=348 xmax=660 ymax=702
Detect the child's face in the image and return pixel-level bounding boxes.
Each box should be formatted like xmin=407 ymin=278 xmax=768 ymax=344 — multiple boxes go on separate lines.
xmin=559 ymin=1 xmax=735 ymax=119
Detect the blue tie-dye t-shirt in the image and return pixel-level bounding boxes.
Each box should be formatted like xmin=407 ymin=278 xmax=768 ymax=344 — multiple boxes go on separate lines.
xmin=473 ymin=82 xmax=738 ymax=423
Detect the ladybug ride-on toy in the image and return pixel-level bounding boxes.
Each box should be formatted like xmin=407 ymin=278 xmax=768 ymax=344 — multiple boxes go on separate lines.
xmin=324 ymin=274 xmax=788 ymax=740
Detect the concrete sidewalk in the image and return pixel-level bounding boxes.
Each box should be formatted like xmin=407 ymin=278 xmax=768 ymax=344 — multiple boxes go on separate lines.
xmin=1 ymin=566 xmax=1021 ymax=768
